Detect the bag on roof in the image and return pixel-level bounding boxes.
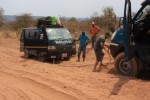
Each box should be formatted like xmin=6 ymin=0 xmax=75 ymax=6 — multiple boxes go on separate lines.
xmin=37 ymin=16 xmax=60 ymax=28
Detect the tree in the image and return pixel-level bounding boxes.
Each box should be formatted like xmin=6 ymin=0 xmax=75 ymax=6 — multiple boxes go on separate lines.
xmin=102 ymin=6 xmax=116 ymax=19
xmin=91 ymin=6 xmax=117 ymax=34
xmin=102 ymin=6 xmax=116 ymax=33
xmin=91 ymin=12 xmax=101 ymax=26
xmin=0 ymin=8 xmax=4 ymax=27
xmin=68 ymin=17 xmax=77 ymax=22
xmin=11 ymin=13 xmax=36 ymax=37
xmin=15 ymin=13 xmax=34 ymax=28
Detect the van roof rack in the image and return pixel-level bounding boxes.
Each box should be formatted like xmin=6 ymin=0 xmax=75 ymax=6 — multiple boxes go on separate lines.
xmin=37 ymin=16 xmax=63 ymax=28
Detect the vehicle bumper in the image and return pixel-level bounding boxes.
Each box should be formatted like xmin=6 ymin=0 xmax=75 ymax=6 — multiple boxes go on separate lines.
xmin=48 ymin=50 xmax=76 ymax=59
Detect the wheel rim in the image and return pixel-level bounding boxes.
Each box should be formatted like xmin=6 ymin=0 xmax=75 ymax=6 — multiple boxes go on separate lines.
xmin=119 ymin=59 xmax=131 ymax=75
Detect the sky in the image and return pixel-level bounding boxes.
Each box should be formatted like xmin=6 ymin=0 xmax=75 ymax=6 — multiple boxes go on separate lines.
xmin=0 ymin=0 xmax=142 ymax=18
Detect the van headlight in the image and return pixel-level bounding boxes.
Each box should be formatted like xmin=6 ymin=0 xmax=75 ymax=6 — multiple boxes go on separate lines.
xmin=48 ymin=46 xmax=56 ymax=51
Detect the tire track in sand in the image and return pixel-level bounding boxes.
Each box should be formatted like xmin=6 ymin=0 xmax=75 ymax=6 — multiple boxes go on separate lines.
xmin=0 ymin=66 xmax=89 ymax=100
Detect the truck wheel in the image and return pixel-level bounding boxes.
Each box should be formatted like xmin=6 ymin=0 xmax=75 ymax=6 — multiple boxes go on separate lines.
xmin=38 ymin=53 xmax=48 ymax=62
xmin=114 ymin=52 xmax=139 ymax=77
xmin=24 ymin=49 xmax=30 ymax=59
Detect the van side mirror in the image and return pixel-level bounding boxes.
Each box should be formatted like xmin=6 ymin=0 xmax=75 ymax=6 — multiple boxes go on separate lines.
xmin=40 ymin=34 xmax=44 ymax=40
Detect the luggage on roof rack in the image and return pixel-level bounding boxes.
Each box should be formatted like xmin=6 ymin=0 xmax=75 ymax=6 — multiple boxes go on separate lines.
xmin=37 ymin=16 xmax=62 ymax=28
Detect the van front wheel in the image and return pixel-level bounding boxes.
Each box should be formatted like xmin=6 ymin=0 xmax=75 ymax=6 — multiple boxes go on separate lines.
xmin=38 ymin=53 xmax=48 ymax=62
xmin=64 ymin=57 xmax=70 ymax=61
xmin=114 ymin=52 xmax=139 ymax=77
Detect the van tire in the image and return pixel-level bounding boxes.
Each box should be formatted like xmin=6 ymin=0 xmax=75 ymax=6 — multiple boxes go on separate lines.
xmin=114 ymin=52 xmax=139 ymax=77
xmin=38 ymin=53 xmax=48 ymax=62
xmin=64 ymin=57 xmax=70 ymax=61
xmin=24 ymin=49 xmax=30 ymax=59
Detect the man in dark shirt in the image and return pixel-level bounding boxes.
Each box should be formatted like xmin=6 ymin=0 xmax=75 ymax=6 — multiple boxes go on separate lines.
xmin=93 ymin=32 xmax=110 ymax=72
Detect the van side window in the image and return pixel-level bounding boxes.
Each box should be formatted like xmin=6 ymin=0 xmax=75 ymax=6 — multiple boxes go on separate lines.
xmin=24 ymin=29 xmax=46 ymax=40
xmin=35 ymin=30 xmax=41 ymax=40
xmin=30 ymin=30 xmax=35 ymax=39
xmin=37 ymin=30 xmax=44 ymax=40
xmin=25 ymin=30 xmax=30 ymax=39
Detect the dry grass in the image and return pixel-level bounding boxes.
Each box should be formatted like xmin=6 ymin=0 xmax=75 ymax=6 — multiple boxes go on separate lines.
xmin=0 ymin=30 xmax=18 ymax=39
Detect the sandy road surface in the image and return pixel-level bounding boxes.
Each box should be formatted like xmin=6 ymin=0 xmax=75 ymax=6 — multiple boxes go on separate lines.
xmin=0 ymin=38 xmax=150 ymax=100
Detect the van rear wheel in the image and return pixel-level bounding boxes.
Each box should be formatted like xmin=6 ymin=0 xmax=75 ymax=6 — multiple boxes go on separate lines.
xmin=24 ymin=49 xmax=30 ymax=59
xmin=114 ymin=52 xmax=140 ymax=77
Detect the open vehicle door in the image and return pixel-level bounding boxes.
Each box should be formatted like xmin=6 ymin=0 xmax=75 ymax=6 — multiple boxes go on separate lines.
xmin=123 ymin=0 xmax=135 ymax=60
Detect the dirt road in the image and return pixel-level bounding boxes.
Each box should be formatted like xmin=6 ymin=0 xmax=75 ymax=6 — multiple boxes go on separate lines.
xmin=0 ymin=38 xmax=150 ymax=100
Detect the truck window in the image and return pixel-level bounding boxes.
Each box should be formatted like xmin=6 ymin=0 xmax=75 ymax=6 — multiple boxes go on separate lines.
xmin=136 ymin=5 xmax=150 ymax=21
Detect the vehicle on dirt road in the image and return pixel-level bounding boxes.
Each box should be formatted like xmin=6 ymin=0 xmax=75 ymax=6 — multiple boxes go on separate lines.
xmin=20 ymin=17 xmax=76 ymax=63
xmin=110 ymin=0 xmax=150 ymax=76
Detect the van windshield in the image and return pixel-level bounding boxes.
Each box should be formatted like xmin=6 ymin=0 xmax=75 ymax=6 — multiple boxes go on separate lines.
xmin=46 ymin=28 xmax=72 ymax=40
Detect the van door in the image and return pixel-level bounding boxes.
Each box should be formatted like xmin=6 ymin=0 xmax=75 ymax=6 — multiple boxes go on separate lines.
xmin=123 ymin=0 xmax=135 ymax=60
xmin=24 ymin=29 xmax=48 ymax=55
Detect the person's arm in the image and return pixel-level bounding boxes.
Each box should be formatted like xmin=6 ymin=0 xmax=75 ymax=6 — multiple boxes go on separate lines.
xmin=86 ymin=36 xmax=91 ymax=45
xmin=100 ymin=40 xmax=108 ymax=52
xmin=75 ymin=35 xmax=80 ymax=41
xmin=95 ymin=26 xmax=100 ymax=34
xmin=75 ymin=38 xmax=80 ymax=41
xmin=100 ymin=43 xmax=107 ymax=51
xmin=104 ymin=44 xmax=110 ymax=51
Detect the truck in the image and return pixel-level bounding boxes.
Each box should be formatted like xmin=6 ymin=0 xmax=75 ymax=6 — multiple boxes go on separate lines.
xmin=110 ymin=0 xmax=150 ymax=76
xmin=20 ymin=17 xmax=76 ymax=63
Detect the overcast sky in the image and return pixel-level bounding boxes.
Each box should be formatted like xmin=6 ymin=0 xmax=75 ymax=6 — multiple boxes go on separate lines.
xmin=0 ymin=0 xmax=142 ymax=18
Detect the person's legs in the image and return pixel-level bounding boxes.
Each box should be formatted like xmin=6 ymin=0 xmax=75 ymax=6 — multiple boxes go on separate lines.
xmin=98 ymin=52 xmax=104 ymax=70
xmin=92 ymin=35 xmax=96 ymax=48
xmin=93 ymin=49 xmax=101 ymax=71
xmin=93 ymin=60 xmax=99 ymax=71
xmin=77 ymin=46 xmax=82 ymax=61
xmin=82 ymin=46 xmax=86 ymax=62
xmin=91 ymin=35 xmax=96 ymax=48
xmin=91 ymin=37 xmax=94 ymax=48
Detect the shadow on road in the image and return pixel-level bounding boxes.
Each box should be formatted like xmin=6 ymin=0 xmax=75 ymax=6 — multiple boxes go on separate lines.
xmin=108 ymin=68 xmax=150 ymax=96
xmin=20 ymin=55 xmax=68 ymax=64
xmin=109 ymin=76 xmax=130 ymax=96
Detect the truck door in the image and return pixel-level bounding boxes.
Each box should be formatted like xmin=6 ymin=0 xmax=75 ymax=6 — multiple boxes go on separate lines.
xmin=123 ymin=0 xmax=135 ymax=60
xmin=133 ymin=2 xmax=150 ymax=61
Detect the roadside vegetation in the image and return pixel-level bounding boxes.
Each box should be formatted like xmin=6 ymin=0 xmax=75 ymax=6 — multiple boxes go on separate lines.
xmin=0 ymin=6 xmax=117 ymax=39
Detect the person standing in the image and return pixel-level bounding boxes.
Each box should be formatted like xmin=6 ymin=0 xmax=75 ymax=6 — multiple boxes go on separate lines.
xmin=76 ymin=31 xmax=90 ymax=62
xmin=90 ymin=21 xmax=100 ymax=48
xmin=93 ymin=32 xmax=110 ymax=72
